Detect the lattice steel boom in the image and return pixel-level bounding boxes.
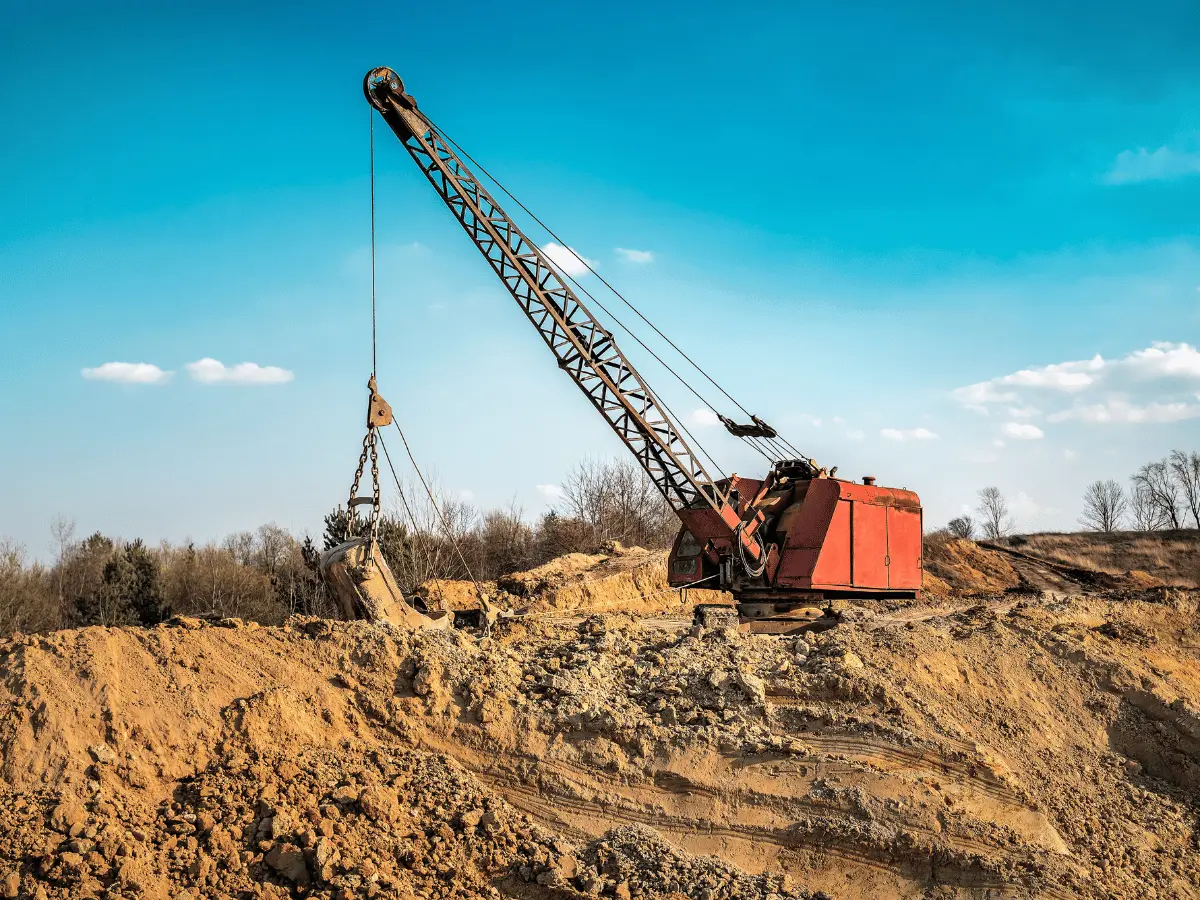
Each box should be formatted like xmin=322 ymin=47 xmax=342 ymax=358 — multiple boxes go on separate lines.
xmin=364 ymin=67 xmax=761 ymax=562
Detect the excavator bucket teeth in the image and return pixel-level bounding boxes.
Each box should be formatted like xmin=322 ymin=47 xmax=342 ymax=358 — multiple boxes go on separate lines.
xmin=319 ymin=538 xmax=452 ymax=630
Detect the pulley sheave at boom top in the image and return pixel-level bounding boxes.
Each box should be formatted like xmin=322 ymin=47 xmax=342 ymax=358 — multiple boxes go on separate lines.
xmin=363 ymin=66 xmax=924 ymax=614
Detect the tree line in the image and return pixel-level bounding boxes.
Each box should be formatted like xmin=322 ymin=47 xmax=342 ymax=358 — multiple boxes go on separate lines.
xmin=939 ymin=449 xmax=1200 ymax=541
xmin=0 ymin=458 xmax=677 ymax=637
xmin=1079 ymin=450 xmax=1200 ymax=533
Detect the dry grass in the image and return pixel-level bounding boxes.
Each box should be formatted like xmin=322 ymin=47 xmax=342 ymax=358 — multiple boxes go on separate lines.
xmin=1002 ymin=530 xmax=1200 ymax=587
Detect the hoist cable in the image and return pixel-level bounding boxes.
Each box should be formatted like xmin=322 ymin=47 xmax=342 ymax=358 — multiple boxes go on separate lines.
xmin=382 ymin=422 xmax=485 ymax=598
xmin=376 ymin=432 xmax=449 ymax=613
xmin=421 ymin=131 xmax=730 ymax=481
xmin=435 ymin=126 xmax=809 ymax=466
xmin=370 ymin=110 xmax=378 ymax=377
xmin=436 ymin=127 xmax=781 ymax=428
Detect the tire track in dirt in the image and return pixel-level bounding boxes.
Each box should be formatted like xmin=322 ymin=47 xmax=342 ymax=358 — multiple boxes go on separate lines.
xmin=418 ymin=726 xmax=1071 ymax=899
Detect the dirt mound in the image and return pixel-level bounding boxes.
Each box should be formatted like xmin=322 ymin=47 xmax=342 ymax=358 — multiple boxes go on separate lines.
xmin=0 ymin=583 xmax=1197 ymax=898
xmin=419 ymin=546 xmax=728 ymax=616
xmin=922 ymin=536 xmax=1020 ymax=596
xmin=2 ymin=538 xmax=1200 ymax=900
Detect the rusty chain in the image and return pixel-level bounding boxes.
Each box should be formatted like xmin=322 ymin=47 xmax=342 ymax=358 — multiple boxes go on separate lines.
xmin=346 ymin=427 xmax=382 ymax=541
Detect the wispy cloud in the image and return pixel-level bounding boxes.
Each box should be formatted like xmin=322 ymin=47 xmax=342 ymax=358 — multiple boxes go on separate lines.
xmin=1047 ymin=399 xmax=1200 ymax=424
xmin=1001 ymin=421 xmax=1044 ymax=440
xmin=82 ymin=362 xmax=172 ymax=385
xmin=954 ymin=342 xmax=1200 ymax=427
xmin=541 ymin=242 xmax=595 ymax=277
xmin=881 ymin=427 xmax=938 ymax=442
xmin=185 ymin=359 xmax=293 ymax=385
xmin=615 ymin=247 xmax=654 ymax=264
xmin=689 ymin=407 xmax=720 ymax=427
xmin=1103 ymin=145 xmax=1200 ymax=185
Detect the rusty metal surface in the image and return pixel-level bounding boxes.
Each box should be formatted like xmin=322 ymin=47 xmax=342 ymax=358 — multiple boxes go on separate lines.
xmin=319 ymin=538 xmax=452 ymax=630
xmin=366 ymin=375 xmax=393 ymax=428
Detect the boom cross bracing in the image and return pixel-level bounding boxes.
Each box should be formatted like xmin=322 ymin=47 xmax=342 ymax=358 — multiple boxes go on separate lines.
xmin=363 ymin=67 xmax=923 ymax=631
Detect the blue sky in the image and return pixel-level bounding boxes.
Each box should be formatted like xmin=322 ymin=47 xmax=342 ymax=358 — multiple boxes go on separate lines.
xmin=3 ymin=0 xmax=1200 ymax=554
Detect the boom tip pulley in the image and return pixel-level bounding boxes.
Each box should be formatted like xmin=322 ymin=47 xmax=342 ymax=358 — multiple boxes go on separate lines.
xmin=364 ymin=67 xmax=415 ymax=112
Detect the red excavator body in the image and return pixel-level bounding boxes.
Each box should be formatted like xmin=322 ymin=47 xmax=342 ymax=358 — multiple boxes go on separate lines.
xmin=669 ymin=468 xmax=922 ymax=615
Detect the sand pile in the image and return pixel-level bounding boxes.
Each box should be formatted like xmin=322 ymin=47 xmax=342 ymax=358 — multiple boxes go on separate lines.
xmin=0 ymin=550 xmax=1198 ymax=899
xmin=417 ymin=545 xmax=728 ymax=616
xmin=922 ymin=536 xmax=1020 ymax=597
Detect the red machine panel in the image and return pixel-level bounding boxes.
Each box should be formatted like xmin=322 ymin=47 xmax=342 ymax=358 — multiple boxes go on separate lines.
xmin=809 ymin=499 xmax=851 ymax=586
xmin=851 ymin=501 xmax=888 ymax=588
xmin=886 ymin=506 xmax=922 ymax=589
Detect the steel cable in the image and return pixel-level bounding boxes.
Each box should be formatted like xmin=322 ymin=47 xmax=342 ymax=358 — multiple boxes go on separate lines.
xmin=434 ymin=126 xmax=803 ymax=467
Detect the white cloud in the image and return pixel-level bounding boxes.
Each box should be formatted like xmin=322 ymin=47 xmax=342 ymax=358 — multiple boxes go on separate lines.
xmin=185 ymin=358 xmax=294 ymax=385
xmin=1122 ymin=342 xmax=1200 ymax=379
xmin=953 ymin=357 xmax=1102 ymax=409
xmin=953 ymin=342 xmax=1200 ymax=428
xmin=1001 ymin=422 xmax=1044 ymax=440
xmin=881 ymin=427 xmax=938 ymax=442
xmin=82 ymin=362 xmax=172 ymax=384
xmin=615 ymin=247 xmax=654 ymax=264
xmin=689 ymin=407 xmax=720 ymax=427
xmin=1103 ymin=146 xmax=1200 ymax=185
xmin=992 ymin=439 xmax=1007 ymax=447
xmin=541 ymin=242 xmax=595 ymax=277
xmin=1048 ymin=399 xmax=1200 ymax=424
xmin=536 ymin=484 xmax=564 ymax=501
xmin=458 ymin=489 xmax=475 ymax=502
xmin=845 ymin=429 xmax=865 ymax=441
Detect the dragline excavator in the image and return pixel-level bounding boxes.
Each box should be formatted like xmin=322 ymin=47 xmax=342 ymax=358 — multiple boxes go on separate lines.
xmin=340 ymin=67 xmax=923 ymax=633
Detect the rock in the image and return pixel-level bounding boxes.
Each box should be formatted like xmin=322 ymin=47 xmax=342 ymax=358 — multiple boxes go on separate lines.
xmin=554 ymin=854 xmax=578 ymax=879
xmin=313 ymin=837 xmax=337 ymax=868
xmin=2 ymin=873 xmax=18 ymax=898
xmin=413 ymin=664 xmax=437 ymax=697
xmin=265 ymin=843 xmax=309 ymax=885
xmin=358 ymin=786 xmax=400 ymax=824
xmin=838 ymin=651 xmax=864 ymax=671
xmin=736 ymin=671 xmax=767 ymax=704
xmin=459 ymin=808 xmax=485 ymax=829
xmin=50 ymin=802 xmax=87 ymax=835
xmin=87 ymin=744 xmax=116 ymax=765
xmin=614 ymin=882 xmax=632 ymax=900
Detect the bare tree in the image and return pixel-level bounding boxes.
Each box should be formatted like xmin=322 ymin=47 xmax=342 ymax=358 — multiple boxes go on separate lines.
xmin=946 ymin=515 xmax=975 ymax=539
xmin=49 ymin=515 xmax=76 ymax=619
xmin=1168 ymin=450 xmax=1200 ymax=528
xmin=1079 ymin=480 xmax=1127 ymax=532
xmin=1131 ymin=460 xmax=1182 ymax=529
xmin=976 ymin=487 xmax=1014 ymax=540
xmin=1129 ymin=478 xmax=1169 ymax=531
xmin=559 ymin=457 xmax=677 ymax=550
